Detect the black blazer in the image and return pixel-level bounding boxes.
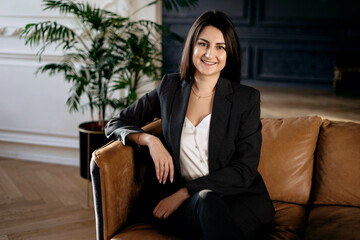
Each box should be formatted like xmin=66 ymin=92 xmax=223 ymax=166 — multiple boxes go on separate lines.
xmin=105 ymin=73 xmax=275 ymax=224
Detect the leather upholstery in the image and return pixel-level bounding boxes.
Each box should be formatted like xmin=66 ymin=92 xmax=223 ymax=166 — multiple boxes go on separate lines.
xmin=141 ymin=119 xmax=162 ymax=137
xmin=91 ymin=156 xmax=104 ymax=240
xmin=313 ymin=120 xmax=360 ymax=207
xmin=258 ymin=116 xmax=322 ymax=204
xmin=93 ymin=141 xmax=143 ymax=240
xmin=304 ymin=206 xmax=360 ymax=240
xmin=112 ymin=222 xmax=180 ymax=240
xmin=267 ymin=201 xmax=307 ymax=240
xmin=92 ymin=119 xmax=162 ymax=240
xmin=91 ymin=117 xmax=360 ymax=240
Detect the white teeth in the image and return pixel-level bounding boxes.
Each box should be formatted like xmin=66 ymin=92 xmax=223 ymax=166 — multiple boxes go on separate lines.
xmin=202 ymin=60 xmax=216 ymax=65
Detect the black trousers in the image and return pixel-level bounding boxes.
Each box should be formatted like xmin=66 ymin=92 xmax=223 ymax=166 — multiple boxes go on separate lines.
xmin=166 ymin=190 xmax=264 ymax=240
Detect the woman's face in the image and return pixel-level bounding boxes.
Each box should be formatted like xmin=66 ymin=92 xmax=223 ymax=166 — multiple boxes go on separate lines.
xmin=192 ymin=25 xmax=227 ymax=80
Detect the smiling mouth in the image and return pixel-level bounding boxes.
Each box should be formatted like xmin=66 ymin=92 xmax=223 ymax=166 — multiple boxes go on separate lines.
xmin=201 ymin=59 xmax=216 ymax=65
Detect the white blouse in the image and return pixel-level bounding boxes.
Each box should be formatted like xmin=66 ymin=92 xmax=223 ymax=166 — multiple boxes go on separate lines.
xmin=179 ymin=114 xmax=211 ymax=182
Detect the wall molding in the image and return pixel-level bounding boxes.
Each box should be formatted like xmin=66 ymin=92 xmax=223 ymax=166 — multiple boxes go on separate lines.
xmin=0 ymin=0 xmax=152 ymax=167
xmin=0 ymin=128 xmax=78 ymax=149
xmin=0 ymin=147 xmax=78 ymax=166
xmin=0 ymin=128 xmax=79 ymax=166
xmin=0 ymin=26 xmax=24 ymax=37
xmin=0 ymin=52 xmax=62 ymax=67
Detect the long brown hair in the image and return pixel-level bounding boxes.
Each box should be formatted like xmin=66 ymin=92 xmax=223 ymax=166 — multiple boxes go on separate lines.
xmin=179 ymin=10 xmax=241 ymax=82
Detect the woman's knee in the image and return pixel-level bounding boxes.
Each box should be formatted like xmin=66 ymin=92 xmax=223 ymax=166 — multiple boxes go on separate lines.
xmin=198 ymin=189 xmax=217 ymax=202
xmin=196 ymin=190 xmax=224 ymax=212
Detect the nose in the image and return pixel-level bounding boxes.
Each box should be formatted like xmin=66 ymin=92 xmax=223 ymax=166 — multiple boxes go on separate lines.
xmin=205 ymin=47 xmax=214 ymax=58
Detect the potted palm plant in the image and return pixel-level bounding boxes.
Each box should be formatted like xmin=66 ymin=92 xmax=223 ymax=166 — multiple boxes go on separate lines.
xmin=20 ymin=0 xmax=198 ymax=179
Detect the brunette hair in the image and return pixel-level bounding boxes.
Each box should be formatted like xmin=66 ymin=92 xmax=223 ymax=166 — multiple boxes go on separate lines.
xmin=179 ymin=10 xmax=241 ymax=82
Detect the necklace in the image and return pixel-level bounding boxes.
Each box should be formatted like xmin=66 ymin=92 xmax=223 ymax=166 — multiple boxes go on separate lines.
xmin=191 ymin=87 xmax=215 ymax=100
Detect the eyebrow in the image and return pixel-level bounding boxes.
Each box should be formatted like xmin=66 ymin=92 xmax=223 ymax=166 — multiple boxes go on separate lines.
xmin=198 ymin=38 xmax=226 ymax=45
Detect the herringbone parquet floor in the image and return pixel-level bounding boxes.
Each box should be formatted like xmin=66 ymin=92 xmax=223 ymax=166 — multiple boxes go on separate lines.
xmin=0 ymin=158 xmax=96 ymax=240
xmin=259 ymin=86 xmax=360 ymax=123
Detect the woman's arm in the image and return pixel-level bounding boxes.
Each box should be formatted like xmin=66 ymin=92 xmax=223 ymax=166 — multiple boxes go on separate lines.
xmin=128 ymin=132 xmax=174 ymax=184
xmin=105 ymin=74 xmax=175 ymax=184
xmin=105 ymin=87 xmax=161 ymax=145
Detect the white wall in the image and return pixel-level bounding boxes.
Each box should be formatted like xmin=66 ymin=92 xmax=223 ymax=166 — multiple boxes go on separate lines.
xmin=0 ymin=0 xmax=161 ymax=165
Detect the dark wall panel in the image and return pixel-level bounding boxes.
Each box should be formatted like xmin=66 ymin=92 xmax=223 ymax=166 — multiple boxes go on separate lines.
xmin=162 ymin=0 xmax=360 ymax=88
xmin=163 ymin=0 xmax=250 ymax=25
xmin=255 ymin=48 xmax=335 ymax=83
xmin=259 ymin=0 xmax=360 ymax=26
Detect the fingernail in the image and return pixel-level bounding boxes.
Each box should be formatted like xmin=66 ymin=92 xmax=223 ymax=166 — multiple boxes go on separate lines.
xmin=171 ymin=179 xmax=173 ymax=183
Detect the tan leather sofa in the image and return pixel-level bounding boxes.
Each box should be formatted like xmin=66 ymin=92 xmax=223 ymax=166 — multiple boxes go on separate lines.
xmin=91 ymin=116 xmax=360 ymax=240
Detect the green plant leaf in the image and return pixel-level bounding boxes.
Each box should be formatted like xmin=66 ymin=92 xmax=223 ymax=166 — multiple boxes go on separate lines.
xmin=21 ymin=0 xmax=195 ymax=125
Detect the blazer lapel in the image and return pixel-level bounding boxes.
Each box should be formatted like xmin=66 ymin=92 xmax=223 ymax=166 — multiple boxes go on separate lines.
xmin=208 ymin=77 xmax=233 ymax=173
xmin=169 ymin=78 xmax=192 ymax=172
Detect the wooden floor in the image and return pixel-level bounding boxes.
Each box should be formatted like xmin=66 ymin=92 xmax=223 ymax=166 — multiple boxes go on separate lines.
xmin=0 ymin=158 xmax=95 ymax=240
xmin=259 ymin=85 xmax=360 ymax=123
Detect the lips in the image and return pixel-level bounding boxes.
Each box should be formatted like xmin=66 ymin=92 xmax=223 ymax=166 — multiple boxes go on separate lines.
xmin=201 ymin=59 xmax=216 ymax=65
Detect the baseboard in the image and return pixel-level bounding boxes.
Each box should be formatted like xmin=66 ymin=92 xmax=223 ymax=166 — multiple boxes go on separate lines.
xmin=0 ymin=148 xmax=79 ymax=166
xmin=0 ymin=128 xmax=79 ymax=166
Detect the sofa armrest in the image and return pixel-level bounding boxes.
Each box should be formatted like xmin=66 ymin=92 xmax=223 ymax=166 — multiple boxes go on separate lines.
xmin=91 ymin=140 xmax=143 ymax=240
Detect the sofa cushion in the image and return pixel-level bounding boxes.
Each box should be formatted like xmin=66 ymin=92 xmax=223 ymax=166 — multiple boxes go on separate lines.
xmin=267 ymin=201 xmax=307 ymax=240
xmin=111 ymin=222 xmax=180 ymax=240
xmin=304 ymin=206 xmax=360 ymax=240
xmin=258 ymin=116 xmax=322 ymax=204
xmin=313 ymin=120 xmax=360 ymax=207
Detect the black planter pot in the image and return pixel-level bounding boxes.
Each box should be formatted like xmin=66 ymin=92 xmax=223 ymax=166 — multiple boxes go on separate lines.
xmin=78 ymin=121 xmax=110 ymax=179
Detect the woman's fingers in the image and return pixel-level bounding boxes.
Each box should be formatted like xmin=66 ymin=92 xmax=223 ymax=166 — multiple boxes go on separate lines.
xmin=169 ymin=162 xmax=174 ymax=183
xmin=159 ymin=163 xmax=165 ymax=183
xmin=153 ymin=201 xmax=170 ymax=219
xmin=153 ymin=201 xmax=165 ymax=219
xmin=162 ymin=162 xmax=169 ymax=184
xmin=153 ymin=188 xmax=189 ymax=219
xmin=153 ymin=202 xmax=160 ymax=216
xmin=155 ymin=160 xmax=160 ymax=181
xmin=157 ymin=159 xmax=171 ymax=184
xmin=147 ymin=137 xmax=174 ymax=184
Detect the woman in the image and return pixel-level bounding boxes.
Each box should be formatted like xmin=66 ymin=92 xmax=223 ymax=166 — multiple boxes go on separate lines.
xmin=105 ymin=10 xmax=274 ymax=240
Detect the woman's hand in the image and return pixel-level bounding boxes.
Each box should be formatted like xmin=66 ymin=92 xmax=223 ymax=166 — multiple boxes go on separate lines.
xmin=147 ymin=136 xmax=174 ymax=184
xmin=128 ymin=133 xmax=174 ymax=184
xmin=153 ymin=188 xmax=190 ymax=219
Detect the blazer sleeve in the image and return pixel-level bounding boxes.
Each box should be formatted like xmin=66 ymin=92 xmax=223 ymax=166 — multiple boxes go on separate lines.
xmin=104 ymin=76 xmax=164 ymax=145
xmin=186 ymin=89 xmax=262 ymax=197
